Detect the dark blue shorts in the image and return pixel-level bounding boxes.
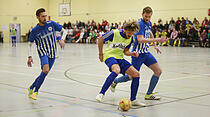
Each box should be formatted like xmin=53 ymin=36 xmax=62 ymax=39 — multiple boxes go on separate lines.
xmin=105 ymin=57 xmax=132 ymax=75
xmin=11 ymin=36 xmax=16 ymax=40
xmin=131 ymin=52 xmax=157 ymax=71
xmin=40 ymin=55 xmax=55 ymax=70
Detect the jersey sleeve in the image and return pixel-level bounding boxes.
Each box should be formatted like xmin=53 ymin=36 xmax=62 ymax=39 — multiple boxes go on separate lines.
xmin=135 ymin=22 xmax=144 ymax=36
xmin=102 ymin=30 xmax=114 ymax=42
xmin=51 ymin=21 xmax=63 ymax=32
xmin=29 ymin=31 xmax=36 ymax=42
xmin=125 ymin=36 xmax=134 ymax=49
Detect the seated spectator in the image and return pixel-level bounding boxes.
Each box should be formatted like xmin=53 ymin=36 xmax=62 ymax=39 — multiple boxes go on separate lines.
xmin=199 ymin=30 xmax=208 ymax=47
xmin=161 ymin=29 xmax=168 ymax=46
xmin=170 ymin=28 xmax=178 ymax=46
xmin=207 ymin=29 xmax=210 ymax=47
xmin=179 ymin=26 xmax=188 ymax=47
xmin=188 ymin=26 xmax=198 ymax=42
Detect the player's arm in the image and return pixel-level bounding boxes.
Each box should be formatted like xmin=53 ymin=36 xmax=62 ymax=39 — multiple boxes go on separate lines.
xmin=124 ymin=37 xmax=138 ymax=57
xmin=124 ymin=48 xmax=138 ymax=57
xmin=98 ymin=30 xmax=114 ymax=62
xmin=98 ymin=36 xmax=104 ymax=62
xmin=57 ymin=28 xmax=67 ymax=49
xmin=27 ymin=31 xmax=35 ymax=67
xmin=27 ymin=42 xmax=34 ymax=67
xmin=150 ymin=32 xmax=162 ymax=54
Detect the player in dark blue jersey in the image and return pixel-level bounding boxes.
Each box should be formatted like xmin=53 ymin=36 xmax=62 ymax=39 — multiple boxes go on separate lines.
xmin=27 ymin=8 xmax=67 ymax=100
xmin=111 ymin=6 xmax=167 ymax=106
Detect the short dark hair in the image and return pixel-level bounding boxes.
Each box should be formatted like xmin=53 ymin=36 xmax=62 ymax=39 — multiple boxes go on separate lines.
xmin=142 ymin=6 xmax=153 ymax=14
xmin=36 ymin=8 xmax=45 ymax=16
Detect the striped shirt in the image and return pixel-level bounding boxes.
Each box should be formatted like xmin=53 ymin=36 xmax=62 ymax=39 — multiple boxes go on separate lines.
xmin=132 ymin=18 xmax=152 ymax=54
xmin=29 ymin=20 xmax=62 ymax=58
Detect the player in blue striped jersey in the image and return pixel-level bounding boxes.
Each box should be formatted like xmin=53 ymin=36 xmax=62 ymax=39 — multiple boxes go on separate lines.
xmin=111 ymin=6 xmax=167 ymax=105
xmin=27 ymin=8 xmax=67 ymax=100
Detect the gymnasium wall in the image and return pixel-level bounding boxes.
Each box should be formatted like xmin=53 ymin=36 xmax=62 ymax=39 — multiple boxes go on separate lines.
xmin=0 ymin=0 xmax=48 ymax=43
xmin=0 ymin=0 xmax=210 ymax=43
xmin=49 ymin=0 xmax=210 ymax=24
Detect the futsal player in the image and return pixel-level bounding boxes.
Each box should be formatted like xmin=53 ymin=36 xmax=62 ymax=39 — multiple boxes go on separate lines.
xmin=27 ymin=8 xmax=67 ymax=100
xmin=110 ymin=6 xmax=167 ymax=103
xmin=95 ymin=21 xmax=146 ymax=107
xmin=10 ymin=24 xmax=17 ymax=47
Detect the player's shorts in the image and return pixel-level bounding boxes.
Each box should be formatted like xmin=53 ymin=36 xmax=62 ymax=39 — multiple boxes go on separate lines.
xmin=40 ymin=55 xmax=55 ymax=70
xmin=11 ymin=36 xmax=16 ymax=40
xmin=131 ymin=52 xmax=157 ymax=71
xmin=105 ymin=57 xmax=132 ymax=75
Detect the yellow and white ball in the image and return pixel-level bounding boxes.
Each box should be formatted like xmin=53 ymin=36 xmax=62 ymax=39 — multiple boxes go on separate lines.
xmin=119 ymin=98 xmax=131 ymax=111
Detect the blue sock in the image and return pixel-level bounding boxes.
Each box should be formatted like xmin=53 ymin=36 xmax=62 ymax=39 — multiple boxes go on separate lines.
xmin=113 ymin=74 xmax=130 ymax=84
xmin=130 ymin=77 xmax=140 ymax=101
xmin=34 ymin=72 xmax=47 ymax=92
xmin=100 ymin=72 xmax=118 ymax=95
xmin=30 ymin=76 xmax=40 ymax=90
xmin=147 ymin=75 xmax=159 ymax=95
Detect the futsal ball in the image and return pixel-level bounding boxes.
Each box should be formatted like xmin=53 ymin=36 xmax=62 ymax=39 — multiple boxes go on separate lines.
xmin=119 ymin=98 xmax=131 ymax=111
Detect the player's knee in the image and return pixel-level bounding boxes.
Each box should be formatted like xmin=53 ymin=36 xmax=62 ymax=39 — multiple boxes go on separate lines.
xmin=112 ymin=69 xmax=120 ymax=75
xmin=132 ymin=72 xmax=140 ymax=78
xmin=154 ymin=69 xmax=162 ymax=76
xmin=43 ymin=70 xmax=49 ymax=74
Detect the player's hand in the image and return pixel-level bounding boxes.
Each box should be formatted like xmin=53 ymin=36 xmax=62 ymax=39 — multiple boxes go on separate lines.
xmin=99 ymin=54 xmax=103 ymax=62
xmin=27 ymin=57 xmax=33 ymax=67
xmin=155 ymin=47 xmax=162 ymax=54
xmin=59 ymin=39 xmax=65 ymax=49
xmin=131 ymin=52 xmax=139 ymax=57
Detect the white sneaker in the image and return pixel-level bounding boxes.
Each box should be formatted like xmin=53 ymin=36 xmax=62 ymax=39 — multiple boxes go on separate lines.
xmin=131 ymin=100 xmax=146 ymax=107
xmin=96 ymin=93 xmax=104 ymax=102
xmin=110 ymin=82 xmax=117 ymax=93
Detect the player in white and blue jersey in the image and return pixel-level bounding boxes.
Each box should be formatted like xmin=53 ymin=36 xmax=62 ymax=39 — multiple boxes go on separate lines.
xmin=110 ymin=6 xmax=167 ymax=104
xmin=27 ymin=8 xmax=67 ymax=100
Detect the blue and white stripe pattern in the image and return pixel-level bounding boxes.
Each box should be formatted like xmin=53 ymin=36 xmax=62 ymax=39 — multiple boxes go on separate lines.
xmin=132 ymin=19 xmax=152 ymax=54
xmin=29 ymin=20 xmax=62 ymax=58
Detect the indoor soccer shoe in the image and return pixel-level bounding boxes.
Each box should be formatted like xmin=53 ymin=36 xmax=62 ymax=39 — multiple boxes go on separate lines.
xmin=131 ymin=100 xmax=146 ymax=107
xmin=28 ymin=87 xmax=33 ymax=97
xmin=31 ymin=92 xmax=38 ymax=100
xmin=110 ymin=82 xmax=117 ymax=93
xmin=145 ymin=93 xmax=161 ymax=100
xmin=96 ymin=93 xmax=104 ymax=102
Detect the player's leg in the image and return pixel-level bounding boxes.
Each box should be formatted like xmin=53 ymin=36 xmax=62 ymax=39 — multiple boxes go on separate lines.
xmin=110 ymin=56 xmax=143 ymax=92
xmin=29 ymin=56 xmax=52 ymax=100
xmin=96 ymin=58 xmax=120 ymax=102
xmin=125 ymin=65 xmax=146 ymax=107
xmin=144 ymin=53 xmax=161 ymax=100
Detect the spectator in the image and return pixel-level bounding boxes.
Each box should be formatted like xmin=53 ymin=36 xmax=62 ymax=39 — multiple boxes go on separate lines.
xmin=0 ymin=31 xmax=3 ymax=43
xmin=188 ymin=26 xmax=198 ymax=42
xmin=175 ymin=17 xmax=181 ymax=31
xmin=164 ymin=21 xmax=169 ymax=30
xmin=201 ymin=17 xmax=209 ymax=28
xmin=179 ymin=25 xmax=188 ymax=47
xmin=199 ymin=30 xmax=207 ymax=47
xmin=170 ymin=28 xmax=178 ymax=46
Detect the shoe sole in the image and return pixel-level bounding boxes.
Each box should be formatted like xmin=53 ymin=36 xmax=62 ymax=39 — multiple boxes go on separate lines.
xmin=145 ymin=98 xmax=161 ymax=100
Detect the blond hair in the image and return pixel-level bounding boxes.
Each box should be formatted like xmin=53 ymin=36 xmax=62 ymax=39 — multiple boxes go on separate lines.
xmin=123 ymin=21 xmax=139 ymax=32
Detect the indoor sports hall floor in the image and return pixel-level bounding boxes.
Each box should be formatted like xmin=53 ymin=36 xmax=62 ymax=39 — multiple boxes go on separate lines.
xmin=0 ymin=43 xmax=210 ymax=117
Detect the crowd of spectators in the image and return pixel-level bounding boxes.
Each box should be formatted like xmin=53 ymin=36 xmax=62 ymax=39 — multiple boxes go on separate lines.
xmin=62 ymin=17 xmax=210 ymax=47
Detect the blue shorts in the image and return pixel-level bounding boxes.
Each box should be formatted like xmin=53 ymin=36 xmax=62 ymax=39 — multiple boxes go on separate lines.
xmin=11 ymin=36 xmax=16 ymax=40
xmin=40 ymin=55 xmax=55 ymax=70
xmin=105 ymin=57 xmax=132 ymax=75
xmin=131 ymin=52 xmax=157 ymax=71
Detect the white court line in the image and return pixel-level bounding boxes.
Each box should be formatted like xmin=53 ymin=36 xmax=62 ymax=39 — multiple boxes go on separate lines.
xmin=1 ymin=62 xmax=210 ymax=89
xmin=0 ymin=70 xmax=75 ymax=83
